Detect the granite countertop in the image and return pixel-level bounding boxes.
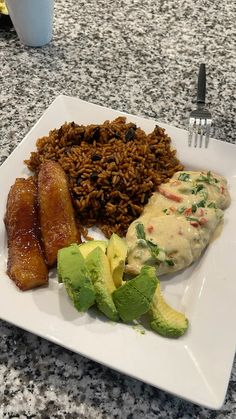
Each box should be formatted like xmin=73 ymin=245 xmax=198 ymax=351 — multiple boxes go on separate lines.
xmin=0 ymin=0 xmax=235 ymax=417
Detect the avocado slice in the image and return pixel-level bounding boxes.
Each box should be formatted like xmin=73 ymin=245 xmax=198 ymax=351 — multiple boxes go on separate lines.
xmin=57 ymin=244 xmax=96 ymax=312
xmin=112 ymin=266 xmax=157 ymax=323
xmin=149 ymin=283 xmax=188 ymax=338
xmin=107 ymin=233 xmax=128 ymax=288
xmin=79 ymin=240 xmax=108 ymax=259
xmin=86 ymin=247 xmax=119 ymax=321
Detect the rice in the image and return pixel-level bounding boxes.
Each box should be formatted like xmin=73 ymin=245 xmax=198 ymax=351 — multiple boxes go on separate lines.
xmin=25 ymin=117 xmax=184 ymax=238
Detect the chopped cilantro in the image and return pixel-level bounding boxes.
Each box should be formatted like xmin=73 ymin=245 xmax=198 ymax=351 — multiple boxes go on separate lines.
xmin=163 ymin=208 xmax=168 ymax=214
xmin=165 ymin=259 xmax=175 ymax=266
xmin=146 ymin=239 xmax=160 ymax=258
xmin=207 ymin=202 xmax=217 ymax=208
xmin=197 ymin=175 xmax=210 ymax=183
xmin=186 ymin=216 xmax=199 ymax=222
xmin=136 ymin=223 xmax=146 ymax=240
xmin=135 ymin=223 xmax=166 ymax=262
xmin=178 ymin=173 xmax=190 ymax=182
xmin=192 ymin=200 xmax=206 ymax=213
xmin=191 ymin=184 xmax=204 ymax=195
xmin=200 ymin=189 xmax=208 ymax=200
xmin=197 ymin=199 xmax=206 ymax=207
xmin=177 ymin=206 xmax=186 ymax=214
xmin=197 ymin=171 xmax=219 ymax=185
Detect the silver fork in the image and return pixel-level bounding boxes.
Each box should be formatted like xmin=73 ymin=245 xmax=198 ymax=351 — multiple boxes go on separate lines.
xmin=188 ymin=63 xmax=212 ymax=148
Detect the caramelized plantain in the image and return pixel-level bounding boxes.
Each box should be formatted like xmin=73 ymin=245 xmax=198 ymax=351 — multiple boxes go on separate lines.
xmin=38 ymin=161 xmax=81 ymax=266
xmin=5 ymin=177 xmax=48 ymax=290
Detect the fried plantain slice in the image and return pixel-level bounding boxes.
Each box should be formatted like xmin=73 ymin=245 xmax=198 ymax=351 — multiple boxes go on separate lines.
xmin=38 ymin=160 xmax=81 ymax=266
xmin=5 ymin=177 xmax=48 ymax=290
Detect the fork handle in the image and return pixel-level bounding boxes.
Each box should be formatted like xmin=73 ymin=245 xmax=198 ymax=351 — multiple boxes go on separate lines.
xmin=197 ymin=63 xmax=206 ymax=105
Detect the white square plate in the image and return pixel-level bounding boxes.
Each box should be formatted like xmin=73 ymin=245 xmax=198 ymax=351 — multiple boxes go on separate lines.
xmin=0 ymin=95 xmax=235 ymax=409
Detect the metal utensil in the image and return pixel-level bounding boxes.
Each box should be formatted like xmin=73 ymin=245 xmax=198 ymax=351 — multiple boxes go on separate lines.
xmin=188 ymin=64 xmax=212 ymax=148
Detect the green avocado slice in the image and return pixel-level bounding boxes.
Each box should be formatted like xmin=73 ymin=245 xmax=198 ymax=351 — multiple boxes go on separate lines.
xmin=149 ymin=283 xmax=188 ymax=338
xmin=112 ymin=266 xmax=157 ymax=323
xmin=86 ymin=247 xmax=119 ymax=321
xmin=57 ymin=244 xmax=96 ymax=312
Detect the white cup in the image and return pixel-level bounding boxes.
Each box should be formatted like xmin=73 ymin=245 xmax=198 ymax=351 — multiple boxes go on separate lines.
xmin=6 ymin=0 xmax=54 ymax=47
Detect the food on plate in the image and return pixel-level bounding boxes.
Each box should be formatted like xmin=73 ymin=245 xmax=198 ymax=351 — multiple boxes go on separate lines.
xmin=112 ymin=266 xmax=157 ymax=322
xmin=0 ymin=1 xmax=12 ymax=30
xmin=57 ymin=244 xmax=95 ymax=311
xmin=86 ymin=247 xmax=119 ymax=321
xmin=107 ymin=233 xmax=128 ymax=288
xmin=78 ymin=240 xmax=108 ymax=258
xmin=25 ymin=117 xmax=183 ymax=237
xmin=149 ymin=283 xmax=188 ymax=338
xmin=148 ymin=170 xmax=230 ymax=213
xmin=58 ymin=240 xmax=188 ymax=337
xmin=4 ymin=160 xmax=81 ymax=290
xmin=0 ymin=0 xmax=8 ymax=14
xmin=4 ymin=177 xmax=48 ymax=290
xmin=126 ymin=171 xmax=231 ymax=275
xmin=38 ymin=160 xmax=81 ymax=266
xmin=3 ymin=114 xmax=230 ymax=340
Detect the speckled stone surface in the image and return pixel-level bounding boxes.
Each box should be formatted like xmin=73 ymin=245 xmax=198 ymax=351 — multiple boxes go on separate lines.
xmin=0 ymin=0 xmax=236 ymax=417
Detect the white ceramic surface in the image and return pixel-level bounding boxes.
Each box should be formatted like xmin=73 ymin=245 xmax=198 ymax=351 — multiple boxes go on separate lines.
xmin=6 ymin=0 xmax=54 ymax=47
xmin=0 ymin=95 xmax=235 ymax=409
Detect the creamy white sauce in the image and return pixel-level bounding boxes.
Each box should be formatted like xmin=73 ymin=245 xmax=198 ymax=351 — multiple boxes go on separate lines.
xmin=126 ymin=171 xmax=230 ymax=275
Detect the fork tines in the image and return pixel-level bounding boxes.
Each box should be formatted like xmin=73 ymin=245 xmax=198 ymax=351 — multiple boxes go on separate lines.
xmin=188 ymin=111 xmax=212 ymax=148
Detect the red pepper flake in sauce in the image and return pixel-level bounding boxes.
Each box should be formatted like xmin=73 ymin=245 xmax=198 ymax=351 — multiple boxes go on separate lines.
xmin=199 ymin=217 xmax=208 ymax=225
xmin=184 ymin=207 xmax=192 ymax=216
xmin=158 ymin=186 xmax=183 ymax=203
xmin=147 ymin=225 xmax=154 ymax=233
xmin=186 ymin=216 xmax=199 ymax=227
xmin=220 ymin=185 xmax=225 ymax=194
xmin=190 ymin=221 xmax=199 ymax=228
xmin=198 ymin=208 xmax=205 ymax=217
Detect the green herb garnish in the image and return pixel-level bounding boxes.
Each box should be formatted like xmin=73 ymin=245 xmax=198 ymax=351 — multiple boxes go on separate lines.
xmin=192 ymin=199 xmax=206 ymax=213
xmin=177 ymin=206 xmax=186 ymax=214
xmin=135 ymin=223 xmax=168 ymax=263
xmin=178 ymin=173 xmax=191 ymax=182
xmin=191 ymin=184 xmax=205 ymax=195
xmin=186 ymin=216 xmax=199 ymax=222
xmin=165 ymin=259 xmax=175 ymax=266
xmin=207 ymin=202 xmax=217 ymax=208
xmin=197 ymin=199 xmax=206 ymax=207
xmin=146 ymin=240 xmax=162 ymax=259
xmin=200 ymin=189 xmax=208 ymax=200
xmin=197 ymin=171 xmax=219 ymax=185
xmin=136 ymin=223 xmax=146 ymax=240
